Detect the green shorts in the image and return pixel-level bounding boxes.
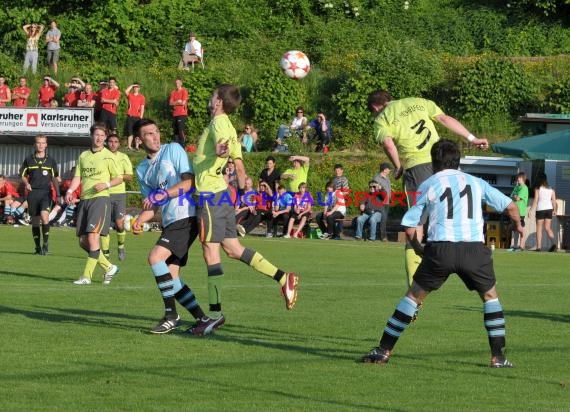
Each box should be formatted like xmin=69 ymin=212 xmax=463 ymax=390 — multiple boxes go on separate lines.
xmin=76 ymin=197 xmax=111 ymax=237
xmin=196 ymin=190 xmax=237 ymax=243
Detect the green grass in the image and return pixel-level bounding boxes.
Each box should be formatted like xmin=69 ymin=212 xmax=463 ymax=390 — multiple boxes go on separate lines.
xmin=0 ymin=225 xmax=569 ymax=411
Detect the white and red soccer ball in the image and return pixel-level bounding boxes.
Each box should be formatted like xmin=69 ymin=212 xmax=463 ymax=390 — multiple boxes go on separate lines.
xmin=280 ymin=50 xmax=310 ymax=80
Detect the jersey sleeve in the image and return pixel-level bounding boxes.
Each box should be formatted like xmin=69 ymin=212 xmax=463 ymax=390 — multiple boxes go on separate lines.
xmin=425 ymin=99 xmax=445 ymax=120
xmin=136 ymin=165 xmax=151 ymax=198
xmin=482 ymin=180 xmax=512 ymax=212
xmin=19 ymin=158 xmax=29 ymax=177
xmin=122 ymin=154 xmax=134 ymax=176
xmin=172 ymin=143 xmax=192 ymax=175
xmin=401 ymin=181 xmax=429 ymax=228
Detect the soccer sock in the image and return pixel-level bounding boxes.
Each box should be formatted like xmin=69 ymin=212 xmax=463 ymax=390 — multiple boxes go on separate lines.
xmin=14 ymin=206 xmax=25 ymax=217
xmin=117 ymin=230 xmax=126 ymax=249
xmin=239 ymin=248 xmax=285 ymax=284
xmin=174 ymin=276 xmax=206 ymax=320
xmin=207 ymin=263 xmax=224 ymax=318
xmin=96 ymin=249 xmax=113 ymax=271
xmin=379 ymin=296 xmax=418 ymax=350
xmin=100 ymin=235 xmax=110 ymax=256
xmin=83 ymin=250 xmax=100 ymax=279
xmin=66 ymin=205 xmax=75 ymax=222
xmin=404 ymin=246 xmax=422 ymax=288
xmin=484 ymin=298 xmax=506 ymax=357
xmin=41 ymin=224 xmax=50 ymax=245
xmin=151 ymin=261 xmax=177 ymax=319
xmin=32 ymin=226 xmax=41 ymax=248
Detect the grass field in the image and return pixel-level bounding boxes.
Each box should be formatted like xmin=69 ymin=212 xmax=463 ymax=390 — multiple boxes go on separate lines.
xmin=0 ymin=225 xmax=569 ymax=411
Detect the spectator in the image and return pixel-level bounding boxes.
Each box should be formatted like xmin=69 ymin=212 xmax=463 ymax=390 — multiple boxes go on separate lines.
xmin=276 ymin=106 xmax=308 ymax=147
xmin=0 ymin=174 xmax=26 ymax=224
xmin=307 ymin=111 xmax=331 ymax=152
xmin=124 ymin=82 xmax=146 ymax=150
xmin=280 ymin=155 xmax=310 ymax=193
xmin=331 ymin=163 xmax=349 ymax=191
xmin=49 ymin=98 xmax=58 ymax=108
xmin=169 ymin=78 xmax=188 ymax=146
xmin=12 ymin=77 xmax=31 ymax=107
xmin=373 ymin=162 xmax=392 ymax=241
xmin=269 ymin=185 xmax=292 ymax=237
xmin=285 ymin=182 xmax=313 ymax=239
xmin=508 ymin=172 xmax=528 ymax=251
xmin=77 ymin=83 xmax=96 ymax=108
xmin=22 ymin=23 xmax=45 ymax=74
xmin=36 ymin=76 xmax=59 ymax=107
xmin=355 ymin=180 xmax=385 ymax=241
xmin=63 ymin=78 xmax=83 ymax=107
xmin=239 ymin=124 xmax=257 ymax=152
xmin=531 ymin=173 xmax=557 ymax=252
xmin=0 ymin=76 xmax=12 ymax=107
xmin=99 ymin=77 xmax=121 ymax=134
xmin=235 ymin=176 xmax=258 ymax=236
xmin=178 ymin=32 xmax=203 ymax=70
xmin=316 ymin=181 xmax=346 ymax=240
xmin=93 ymin=81 xmax=107 ymax=120
xmin=45 ymin=20 xmax=61 ymax=75
xmin=223 ymin=157 xmax=239 ymax=193
xmin=259 ymin=155 xmax=281 ymax=193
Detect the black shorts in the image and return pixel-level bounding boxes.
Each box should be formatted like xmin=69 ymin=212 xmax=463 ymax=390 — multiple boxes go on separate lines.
xmin=99 ymin=109 xmax=117 ymax=131
xmin=413 ymin=242 xmax=496 ymax=294
xmin=27 ymin=189 xmax=52 ymax=216
xmin=125 ymin=116 xmax=140 ymax=137
xmin=156 ymin=217 xmax=198 ymax=267
xmin=536 ymin=209 xmax=553 ymax=220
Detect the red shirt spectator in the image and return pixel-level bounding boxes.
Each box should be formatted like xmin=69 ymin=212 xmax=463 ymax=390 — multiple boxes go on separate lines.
xmin=37 ymin=86 xmax=56 ymax=107
xmin=100 ymin=87 xmax=120 ymax=114
xmin=169 ymin=82 xmax=188 ymax=117
xmin=78 ymin=89 xmax=96 ymax=106
xmin=0 ymin=179 xmax=20 ymax=199
xmin=0 ymin=76 xmax=11 ymax=107
xmin=127 ymin=91 xmax=145 ymax=117
xmin=63 ymin=89 xmax=80 ymax=107
xmin=12 ymin=77 xmax=31 ymax=107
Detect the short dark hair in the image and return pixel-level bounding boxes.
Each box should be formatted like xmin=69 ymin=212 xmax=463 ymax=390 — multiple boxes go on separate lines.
xmin=334 ymin=163 xmax=343 ymax=170
xmin=107 ymin=133 xmax=120 ymax=141
xmin=325 ymin=181 xmax=334 ymax=189
xmin=265 ymin=155 xmax=276 ymax=163
xmin=133 ymin=118 xmax=158 ymax=138
xmin=431 ymin=139 xmax=460 ymax=173
xmin=216 ymin=84 xmax=241 ymax=114
xmin=90 ymin=122 xmax=108 ymax=137
xmin=367 ymin=90 xmax=393 ymax=112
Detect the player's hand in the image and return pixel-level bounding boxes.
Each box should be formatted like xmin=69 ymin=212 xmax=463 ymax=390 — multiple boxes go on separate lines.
xmin=142 ymin=198 xmax=154 ymax=210
xmin=515 ymin=222 xmax=524 ymax=237
xmin=216 ymin=140 xmax=229 ymax=157
xmin=132 ymin=219 xmax=143 ymax=235
xmin=94 ymin=182 xmax=108 ymax=193
xmin=394 ymin=166 xmax=404 ymax=180
xmin=473 ymin=137 xmax=489 ymax=150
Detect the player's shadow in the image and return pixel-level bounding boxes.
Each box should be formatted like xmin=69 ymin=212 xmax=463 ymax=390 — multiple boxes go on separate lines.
xmin=0 ymin=305 xmax=154 ymax=331
xmin=0 ymin=250 xmax=84 ymax=259
xmin=0 ymin=269 xmax=69 ymax=282
xmin=454 ymin=305 xmax=570 ymax=323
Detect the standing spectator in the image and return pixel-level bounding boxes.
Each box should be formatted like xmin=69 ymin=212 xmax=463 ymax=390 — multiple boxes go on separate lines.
xmin=285 ymin=182 xmax=312 ymax=239
xmin=531 ymin=173 xmax=557 ymax=252
xmin=99 ymin=77 xmax=121 ymax=134
xmin=169 ymin=78 xmax=188 ymax=146
xmin=355 ymin=181 xmax=384 ymax=241
xmin=508 ymin=172 xmax=528 ymax=251
xmin=280 ymin=155 xmax=310 ymax=194
xmin=45 ymin=20 xmax=61 ymax=75
xmin=373 ymin=162 xmax=392 ymax=242
xmin=316 ymin=181 xmax=346 ymax=240
xmin=269 ymin=185 xmax=292 ymax=237
xmin=0 ymin=76 xmax=11 ymax=107
xmin=178 ymin=32 xmax=203 ymax=70
xmin=22 ymin=23 xmax=45 ymax=75
xmin=20 ymin=135 xmax=59 ymax=255
xmin=100 ymin=134 xmax=133 ymax=262
xmin=239 ymin=124 xmax=257 ymax=152
xmin=307 ymin=111 xmax=331 ymax=152
xmin=77 ymin=83 xmax=96 ymax=108
xmin=259 ymin=155 xmax=281 ymax=193
xmin=367 ymin=89 xmax=489 ymax=287
xmin=191 ymin=84 xmax=299 ymax=334
xmin=331 ymin=163 xmax=349 ymax=191
xmin=361 ymin=140 xmax=520 ymax=368
xmin=12 ymin=77 xmax=31 ymax=107
xmin=93 ymin=81 xmax=107 ymax=120
xmin=37 ymin=76 xmax=59 ymax=107
xmin=65 ymin=123 xmax=122 ymax=285
xmin=124 ymin=82 xmax=145 ymax=150
xmin=63 ymin=77 xmax=84 ymax=107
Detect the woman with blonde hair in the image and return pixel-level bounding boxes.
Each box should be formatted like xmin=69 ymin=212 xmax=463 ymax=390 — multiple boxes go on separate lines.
xmin=22 ymin=23 xmax=45 ymax=74
xmin=531 ymin=173 xmax=557 ymax=252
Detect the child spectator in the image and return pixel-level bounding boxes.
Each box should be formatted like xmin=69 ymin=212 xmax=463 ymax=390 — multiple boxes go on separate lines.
xmin=285 ymin=182 xmax=312 ymax=239
xmin=268 ymin=185 xmax=292 ymax=238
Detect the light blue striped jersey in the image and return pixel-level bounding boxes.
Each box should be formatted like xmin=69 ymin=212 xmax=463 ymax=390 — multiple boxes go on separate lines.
xmin=137 ymin=143 xmax=196 ymax=228
xmin=401 ymin=169 xmax=511 ymax=242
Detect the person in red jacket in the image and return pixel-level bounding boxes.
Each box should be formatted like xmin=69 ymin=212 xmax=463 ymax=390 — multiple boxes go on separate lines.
xmin=37 ymin=76 xmax=59 ymax=107
xmin=169 ymin=78 xmax=188 ymax=147
xmin=99 ymin=77 xmax=121 ymax=134
xmin=124 ymin=82 xmax=145 ymax=150
xmin=0 ymin=76 xmax=12 ymax=107
xmin=12 ymin=77 xmax=31 ymax=107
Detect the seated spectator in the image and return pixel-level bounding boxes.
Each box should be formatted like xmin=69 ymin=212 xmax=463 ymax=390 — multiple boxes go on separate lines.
xmin=280 ymin=155 xmax=310 ymax=194
xmin=236 ymin=180 xmax=274 ymax=236
xmin=331 ymin=163 xmax=349 ymax=191
xmin=235 ymin=176 xmax=257 ymax=236
xmin=178 ymin=32 xmax=203 ymax=70
xmin=36 ymin=75 xmax=59 ymax=107
xmin=307 ymin=111 xmax=331 ymax=152
xmin=0 ymin=174 xmax=28 ymax=225
xmin=223 ymin=158 xmax=239 ymax=193
xmin=268 ymin=185 xmax=292 ymax=237
xmin=316 ymin=181 xmax=345 ymax=240
xmin=275 ymin=106 xmax=308 ymax=151
xmin=355 ymin=180 xmax=385 ymax=241
xmin=285 ymin=182 xmax=313 ymax=239
xmin=239 ymin=124 xmax=258 ymax=152
xmin=49 ymin=166 xmax=80 ymax=226
xmin=49 ymin=98 xmax=59 ymax=108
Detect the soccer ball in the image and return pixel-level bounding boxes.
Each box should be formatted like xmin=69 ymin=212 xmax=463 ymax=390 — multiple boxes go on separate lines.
xmin=280 ymin=50 xmax=310 ymax=80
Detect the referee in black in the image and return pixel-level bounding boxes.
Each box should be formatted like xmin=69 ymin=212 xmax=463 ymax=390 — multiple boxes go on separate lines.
xmin=20 ymin=134 xmax=59 ymax=255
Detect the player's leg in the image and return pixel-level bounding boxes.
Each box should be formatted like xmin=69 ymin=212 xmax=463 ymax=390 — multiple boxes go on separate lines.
xmin=480 ymin=286 xmax=513 ymax=367
xmin=115 ymin=194 xmax=127 ymax=260
xmin=27 ymin=193 xmax=42 ymax=254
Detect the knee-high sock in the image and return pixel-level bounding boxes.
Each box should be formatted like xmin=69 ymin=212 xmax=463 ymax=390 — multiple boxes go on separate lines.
xmin=174 ymin=276 xmax=205 ymax=320
xmin=239 ymin=248 xmax=286 ymax=285
xmin=484 ymin=298 xmax=506 ymax=357
xmin=100 ymin=235 xmax=110 ymax=255
xmin=207 ymin=263 xmax=223 ymax=317
xmin=117 ymin=230 xmax=126 ymax=249
xmin=41 ymin=223 xmax=50 ymax=245
xmin=97 ymin=249 xmax=113 ymax=271
xmin=405 ymin=246 xmax=421 ymax=288
xmin=151 ymin=261 xmax=177 ymax=319
xmin=32 ymin=226 xmax=41 ymax=248
xmin=379 ymin=296 xmax=417 ymax=350
xmin=83 ymin=250 xmax=100 ymax=279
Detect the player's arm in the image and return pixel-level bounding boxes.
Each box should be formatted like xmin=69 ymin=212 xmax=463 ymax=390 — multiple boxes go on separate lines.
xmin=381 ymin=137 xmax=403 ymax=179
xmin=132 ymin=209 xmax=155 ymax=235
xmin=435 ymin=114 xmax=488 ymax=149
xmin=290 ymin=155 xmax=310 ymax=165
xmin=505 ymin=201 xmax=523 ymax=237
xmin=404 ymin=226 xmax=424 ymax=256
xmin=233 ymin=158 xmax=247 ymax=190
xmin=65 ymin=176 xmax=82 ymax=204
